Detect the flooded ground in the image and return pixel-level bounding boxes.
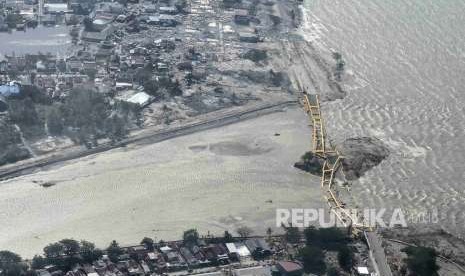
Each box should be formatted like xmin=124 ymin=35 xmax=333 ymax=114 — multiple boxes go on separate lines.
xmin=0 ymin=108 xmax=323 ymax=257
xmin=0 ymin=25 xmax=71 ymax=56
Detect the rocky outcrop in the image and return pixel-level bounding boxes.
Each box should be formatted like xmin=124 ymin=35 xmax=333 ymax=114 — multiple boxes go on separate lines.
xmin=294 ymin=151 xmax=324 ymax=176
xmin=339 ymin=137 xmax=389 ymax=180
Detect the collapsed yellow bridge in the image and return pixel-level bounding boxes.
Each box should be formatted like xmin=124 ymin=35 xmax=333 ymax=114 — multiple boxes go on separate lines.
xmin=302 ymin=93 xmax=372 ymax=235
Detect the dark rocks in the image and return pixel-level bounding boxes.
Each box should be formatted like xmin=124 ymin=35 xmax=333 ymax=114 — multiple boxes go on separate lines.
xmin=40 ymin=182 xmax=56 ymax=188
xmin=339 ymin=137 xmax=389 ymax=180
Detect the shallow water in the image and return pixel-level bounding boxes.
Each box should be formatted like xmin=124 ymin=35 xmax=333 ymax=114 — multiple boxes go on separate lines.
xmin=302 ymin=0 xmax=465 ymax=236
xmin=0 ymin=25 xmax=71 ymax=56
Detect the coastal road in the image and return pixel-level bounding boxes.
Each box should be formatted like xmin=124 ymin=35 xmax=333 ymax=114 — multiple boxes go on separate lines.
xmin=365 ymin=231 xmax=394 ymax=276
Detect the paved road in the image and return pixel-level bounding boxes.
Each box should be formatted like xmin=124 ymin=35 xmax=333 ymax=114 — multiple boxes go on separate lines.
xmin=365 ymin=231 xmax=393 ymax=276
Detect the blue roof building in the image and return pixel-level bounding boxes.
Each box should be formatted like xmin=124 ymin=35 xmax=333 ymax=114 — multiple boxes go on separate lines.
xmin=0 ymin=83 xmax=21 ymax=97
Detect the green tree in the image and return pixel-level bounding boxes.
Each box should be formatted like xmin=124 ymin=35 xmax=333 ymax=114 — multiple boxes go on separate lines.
xmin=303 ymin=226 xmax=318 ymax=245
xmin=61 ymin=88 xmax=108 ymax=145
xmin=46 ymin=105 xmax=64 ymax=136
xmin=141 ymin=237 xmax=155 ymax=251
xmin=236 ymin=226 xmax=253 ymax=238
xmin=284 ymin=226 xmax=301 ymax=244
xmin=81 ymin=240 xmax=102 ymax=263
xmin=302 ymin=151 xmax=314 ymax=162
xmin=168 ymin=79 xmax=183 ymax=97
xmin=298 ymin=246 xmax=326 ymax=275
xmin=59 ymin=239 xmax=80 ymax=256
xmin=402 ymin=246 xmax=439 ymax=276
xmin=266 ymin=227 xmax=273 ymax=238
xmin=183 ymin=229 xmax=199 ymax=245
xmin=107 ymin=240 xmax=123 ymax=263
xmin=8 ymin=98 xmax=39 ymax=126
xmin=0 ymin=251 xmax=27 ymax=276
xmin=104 ymin=115 xmax=129 ymax=142
xmin=43 ymin=242 xmax=64 ymax=258
xmin=304 ymin=227 xmax=347 ymax=249
xmin=24 ymin=270 xmax=38 ymax=276
xmin=337 ymin=245 xmax=353 ymax=272
xmin=223 ymin=231 xmax=234 ymax=243
xmin=143 ymin=79 xmax=160 ymax=97
xmin=0 ymin=121 xmax=24 ymax=166
xmin=327 ymin=266 xmax=340 ymax=276
xmin=20 ymin=85 xmax=50 ymax=105
xmin=242 ymin=49 xmax=267 ymax=63
xmin=31 ymin=255 xmax=47 ymax=269
xmin=318 ymin=227 xmax=347 ymax=246
xmin=5 ymin=13 xmax=22 ymax=29
xmin=134 ymin=64 xmax=154 ymax=85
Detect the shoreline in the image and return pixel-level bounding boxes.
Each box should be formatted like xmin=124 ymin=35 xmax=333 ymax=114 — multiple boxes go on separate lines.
xmin=0 ymin=100 xmax=298 ymax=182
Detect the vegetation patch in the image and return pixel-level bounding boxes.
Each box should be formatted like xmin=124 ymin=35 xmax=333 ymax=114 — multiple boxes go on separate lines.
xmin=294 ymin=151 xmax=324 ymax=175
xmin=402 ymin=246 xmax=439 ymax=276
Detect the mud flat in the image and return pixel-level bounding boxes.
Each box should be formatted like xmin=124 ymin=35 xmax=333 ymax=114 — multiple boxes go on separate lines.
xmin=0 ymin=107 xmax=324 ymax=257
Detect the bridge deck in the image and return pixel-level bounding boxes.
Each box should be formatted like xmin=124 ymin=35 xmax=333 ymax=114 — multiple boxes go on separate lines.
xmin=302 ymin=92 xmax=372 ymax=235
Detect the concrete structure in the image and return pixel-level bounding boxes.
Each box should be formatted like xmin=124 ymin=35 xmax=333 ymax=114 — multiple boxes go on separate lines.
xmin=159 ymin=6 xmax=178 ymax=14
xmin=44 ymin=3 xmax=69 ymax=14
xmin=225 ymin=242 xmax=251 ymax=257
xmin=92 ymin=18 xmax=111 ymax=31
xmin=81 ymin=26 xmax=115 ymax=42
xmin=147 ymin=15 xmax=177 ymax=26
xmin=356 ymin=266 xmax=370 ymax=275
xmin=127 ymin=92 xmax=153 ymax=107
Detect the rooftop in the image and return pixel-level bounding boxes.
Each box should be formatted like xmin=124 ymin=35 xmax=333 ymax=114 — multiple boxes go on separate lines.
xmin=277 ymin=261 xmax=303 ymax=273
